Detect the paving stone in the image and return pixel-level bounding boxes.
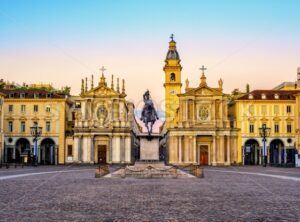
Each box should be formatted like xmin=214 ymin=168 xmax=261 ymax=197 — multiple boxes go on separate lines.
xmin=0 ymin=166 xmax=299 ymax=221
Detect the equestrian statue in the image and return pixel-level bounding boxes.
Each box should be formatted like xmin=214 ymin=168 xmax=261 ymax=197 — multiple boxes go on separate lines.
xmin=140 ymin=90 xmax=159 ymax=137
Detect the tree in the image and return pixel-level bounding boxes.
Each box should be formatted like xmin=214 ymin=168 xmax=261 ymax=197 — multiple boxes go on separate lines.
xmin=246 ymin=83 xmax=250 ymax=93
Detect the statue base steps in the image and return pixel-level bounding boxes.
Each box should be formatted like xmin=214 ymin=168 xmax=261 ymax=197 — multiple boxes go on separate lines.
xmin=107 ymin=161 xmax=195 ymax=179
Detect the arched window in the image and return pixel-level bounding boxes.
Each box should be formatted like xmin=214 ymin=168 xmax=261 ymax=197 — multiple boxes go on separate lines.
xmin=170 ymin=73 xmax=176 ymax=81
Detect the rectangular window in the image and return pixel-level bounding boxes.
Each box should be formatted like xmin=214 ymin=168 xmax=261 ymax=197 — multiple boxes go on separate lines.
xmin=274 ymin=105 xmax=279 ymax=115
xmin=261 ymin=105 xmax=267 ymax=115
xmin=249 ymin=105 xmax=254 ymax=114
xmin=287 ymin=105 xmax=291 ymax=113
xmin=46 ymin=121 xmax=51 ymax=132
xmin=21 ymin=121 xmax=26 ymax=132
xmin=8 ymin=121 xmax=13 ymax=132
xmin=75 ymin=102 xmax=81 ymax=109
xmin=249 ymin=124 xmax=254 ymax=133
xmin=33 ymin=121 xmax=38 ymax=127
xmin=274 ymin=124 xmax=279 ymax=133
xmin=46 ymin=105 xmax=51 ymax=113
xmin=287 ymin=124 xmax=292 ymax=133
xmin=67 ymin=145 xmax=73 ymax=157
xmin=8 ymin=105 xmax=13 ymax=112
xmin=21 ymin=105 xmax=26 ymax=112
xmin=33 ymin=105 xmax=39 ymax=112
xmin=20 ymin=93 xmax=25 ymax=98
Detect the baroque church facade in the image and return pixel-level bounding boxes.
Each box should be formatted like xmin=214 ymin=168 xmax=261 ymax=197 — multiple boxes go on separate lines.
xmin=162 ymin=38 xmax=239 ymax=166
xmin=65 ymin=70 xmax=140 ymax=164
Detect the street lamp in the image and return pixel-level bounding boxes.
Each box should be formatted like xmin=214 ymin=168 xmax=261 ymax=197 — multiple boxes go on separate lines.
xmin=259 ymin=124 xmax=271 ymax=167
xmin=30 ymin=125 xmax=42 ymax=167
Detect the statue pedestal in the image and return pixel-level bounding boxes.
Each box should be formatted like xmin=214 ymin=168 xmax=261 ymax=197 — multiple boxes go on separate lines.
xmin=139 ymin=134 xmax=160 ymax=160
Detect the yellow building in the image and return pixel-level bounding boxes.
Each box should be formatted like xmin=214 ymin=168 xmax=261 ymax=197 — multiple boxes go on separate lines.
xmin=235 ymin=90 xmax=300 ymax=165
xmin=0 ymin=89 xmax=68 ymax=164
xmin=162 ymin=37 xmax=239 ymax=166
xmin=0 ymin=93 xmax=5 ymax=165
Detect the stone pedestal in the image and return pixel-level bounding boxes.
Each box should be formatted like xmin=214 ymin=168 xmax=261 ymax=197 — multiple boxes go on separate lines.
xmin=139 ymin=134 xmax=160 ymax=160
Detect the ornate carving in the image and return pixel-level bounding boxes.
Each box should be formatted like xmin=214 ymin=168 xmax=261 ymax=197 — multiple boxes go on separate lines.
xmin=198 ymin=105 xmax=209 ymax=121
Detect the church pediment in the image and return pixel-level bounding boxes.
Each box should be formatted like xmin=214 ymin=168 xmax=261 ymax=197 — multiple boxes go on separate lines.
xmin=83 ymin=85 xmax=121 ymax=97
xmin=183 ymin=85 xmax=222 ymax=96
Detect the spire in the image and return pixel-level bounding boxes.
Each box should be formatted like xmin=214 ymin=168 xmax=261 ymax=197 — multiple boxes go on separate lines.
xmin=116 ymin=77 xmax=120 ymax=93
xmin=99 ymin=73 xmax=107 ymax=86
xmin=111 ymin=75 xmax=114 ymax=90
xmin=99 ymin=66 xmax=107 ymax=87
xmin=185 ymin=78 xmax=189 ymax=91
xmin=91 ymin=74 xmax=94 ymax=89
xmin=199 ymin=65 xmax=207 ymax=87
xmin=122 ymin=79 xmax=125 ymax=94
xmin=81 ymin=79 xmax=84 ymax=95
xmin=85 ymin=77 xmax=88 ymax=92
xmin=166 ymin=34 xmax=180 ymax=60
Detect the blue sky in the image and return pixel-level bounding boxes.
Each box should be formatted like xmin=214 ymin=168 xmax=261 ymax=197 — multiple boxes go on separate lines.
xmin=0 ymin=0 xmax=300 ymax=110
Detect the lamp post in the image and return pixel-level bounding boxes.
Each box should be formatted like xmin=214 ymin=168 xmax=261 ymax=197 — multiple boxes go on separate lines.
xmin=259 ymin=124 xmax=271 ymax=167
xmin=30 ymin=125 xmax=42 ymax=167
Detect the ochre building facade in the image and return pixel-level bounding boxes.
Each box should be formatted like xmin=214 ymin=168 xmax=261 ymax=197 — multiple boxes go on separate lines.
xmin=162 ymin=39 xmax=239 ymax=166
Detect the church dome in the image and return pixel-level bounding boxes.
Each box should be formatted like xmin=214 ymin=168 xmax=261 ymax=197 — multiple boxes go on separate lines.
xmin=166 ymin=49 xmax=180 ymax=60
xmin=166 ymin=39 xmax=180 ymax=60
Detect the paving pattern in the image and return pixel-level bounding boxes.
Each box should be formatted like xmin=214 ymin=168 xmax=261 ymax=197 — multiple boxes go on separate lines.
xmin=0 ymin=165 xmax=299 ymax=221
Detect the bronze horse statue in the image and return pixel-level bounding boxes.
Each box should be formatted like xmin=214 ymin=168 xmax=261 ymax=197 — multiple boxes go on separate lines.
xmin=140 ymin=90 xmax=159 ymax=137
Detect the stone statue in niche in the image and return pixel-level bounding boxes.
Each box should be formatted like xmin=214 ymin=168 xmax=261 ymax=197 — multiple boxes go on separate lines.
xmin=97 ymin=105 xmax=108 ymax=126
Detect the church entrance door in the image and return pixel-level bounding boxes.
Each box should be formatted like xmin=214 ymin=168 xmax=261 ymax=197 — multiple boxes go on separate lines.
xmin=199 ymin=145 xmax=209 ymax=165
xmin=98 ymin=145 xmax=107 ymax=164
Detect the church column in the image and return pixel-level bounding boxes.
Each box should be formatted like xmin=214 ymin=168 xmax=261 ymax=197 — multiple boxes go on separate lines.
xmin=120 ymin=135 xmax=125 ymax=163
xmin=73 ymin=136 xmax=79 ymax=162
xmin=113 ymin=136 xmax=120 ymax=163
xmin=189 ymin=136 xmax=193 ymax=162
xmin=211 ymin=101 xmax=215 ymax=121
xmin=125 ymin=136 xmax=131 ymax=163
xmin=81 ymin=136 xmax=87 ymax=163
xmin=178 ymin=136 xmax=182 ymax=163
xmin=109 ymin=135 xmax=113 ymax=163
xmin=212 ymin=136 xmax=217 ymax=166
xmin=220 ymin=136 xmax=225 ymax=164
xmin=184 ymin=136 xmax=189 ymax=163
xmin=227 ymin=136 xmax=231 ymax=165
xmin=193 ymin=136 xmax=197 ymax=163
xmin=172 ymin=136 xmax=177 ymax=163
xmin=90 ymin=136 xmax=94 ymax=163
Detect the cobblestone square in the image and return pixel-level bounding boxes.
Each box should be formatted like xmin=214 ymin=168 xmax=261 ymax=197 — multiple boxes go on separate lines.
xmin=0 ymin=166 xmax=299 ymax=221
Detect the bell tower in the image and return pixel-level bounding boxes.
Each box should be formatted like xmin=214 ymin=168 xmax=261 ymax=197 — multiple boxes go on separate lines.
xmin=163 ymin=34 xmax=182 ymax=127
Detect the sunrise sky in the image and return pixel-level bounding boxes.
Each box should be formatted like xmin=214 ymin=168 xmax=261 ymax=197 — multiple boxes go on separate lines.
xmin=1 ymin=0 xmax=300 ymax=113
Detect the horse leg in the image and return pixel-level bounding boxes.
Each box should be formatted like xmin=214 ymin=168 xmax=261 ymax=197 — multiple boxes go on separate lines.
xmin=146 ymin=123 xmax=150 ymax=135
xmin=150 ymin=122 xmax=154 ymax=134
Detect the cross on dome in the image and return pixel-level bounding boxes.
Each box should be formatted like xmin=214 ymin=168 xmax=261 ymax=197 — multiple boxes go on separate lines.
xmin=199 ymin=65 xmax=207 ymax=75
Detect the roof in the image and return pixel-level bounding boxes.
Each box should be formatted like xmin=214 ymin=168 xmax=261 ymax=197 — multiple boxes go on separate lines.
xmin=0 ymin=89 xmax=67 ymax=99
xmin=166 ymin=49 xmax=180 ymax=60
xmin=272 ymin=82 xmax=297 ymax=90
xmin=237 ymin=90 xmax=300 ymax=101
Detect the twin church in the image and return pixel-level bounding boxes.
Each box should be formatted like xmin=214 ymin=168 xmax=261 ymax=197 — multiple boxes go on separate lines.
xmin=66 ymin=37 xmax=238 ymax=166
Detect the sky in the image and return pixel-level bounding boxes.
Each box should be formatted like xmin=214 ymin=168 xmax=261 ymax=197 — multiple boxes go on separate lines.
xmin=1 ymin=0 xmax=300 ymax=114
